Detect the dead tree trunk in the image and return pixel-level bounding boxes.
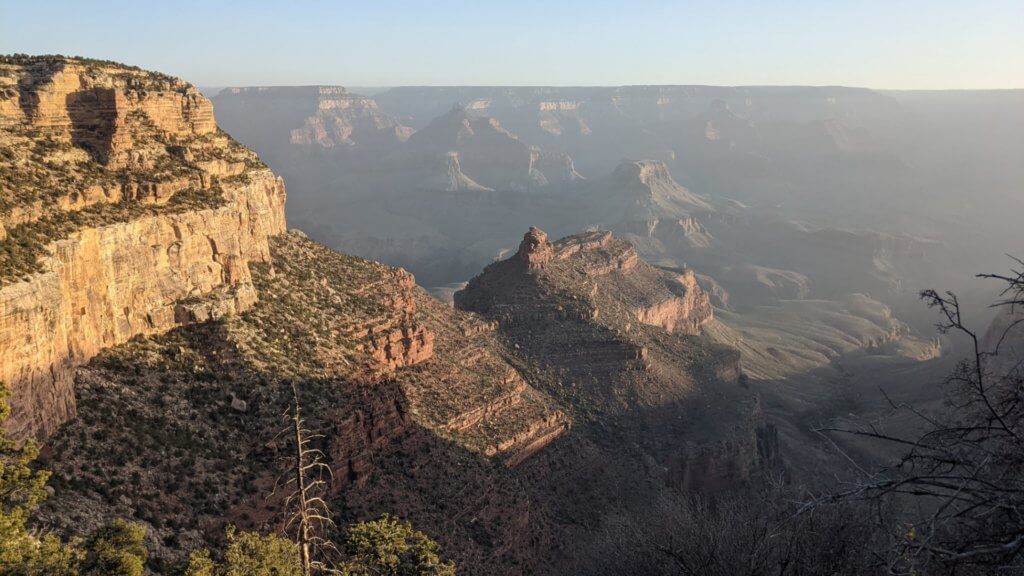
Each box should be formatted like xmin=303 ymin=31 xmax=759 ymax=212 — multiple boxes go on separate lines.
xmin=292 ymin=386 xmax=313 ymax=576
xmin=281 ymin=382 xmax=337 ymax=575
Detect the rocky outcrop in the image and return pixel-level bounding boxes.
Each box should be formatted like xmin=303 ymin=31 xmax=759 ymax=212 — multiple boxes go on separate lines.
xmin=363 ymin=323 xmax=435 ymax=369
xmin=516 ymin=226 xmax=554 ymax=270
xmin=609 ymin=160 xmax=712 ymax=213
xmin=545 ymin=230 xmax=713 ymax=335
xmin=634 ymin=270 xmax=713 ymax=335
xmin=456 ymin=228 xmax=720 ymax=412
xmin=0 ymin=57 xmax=287 ymax=439
xmin=460 ymin=228 xmax=713 ymax=333
xmin=594 ymin=160 xmax=715 ymax=251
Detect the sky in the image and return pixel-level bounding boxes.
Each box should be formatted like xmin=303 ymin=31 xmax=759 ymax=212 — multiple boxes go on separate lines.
xmin=1 ymin=0 xmax=1022 ymax=89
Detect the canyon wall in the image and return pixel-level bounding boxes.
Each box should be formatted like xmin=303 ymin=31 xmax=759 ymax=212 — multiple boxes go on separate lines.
xmin=0 ymin=57 xmax=287 ymax=438
xmin=0 ymin=176 xmax=285 ymax=439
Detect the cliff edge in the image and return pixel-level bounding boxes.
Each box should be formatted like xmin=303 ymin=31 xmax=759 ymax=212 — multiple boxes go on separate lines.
xmin=0 ymin=56 xmax=287 ymax=438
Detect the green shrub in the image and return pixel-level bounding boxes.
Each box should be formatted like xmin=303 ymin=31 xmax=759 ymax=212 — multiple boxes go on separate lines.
xmin=81 ymin=519 xmax=148 ymax=576
xmin=184 ymin=526 xmax=300 ymax=576
xmin=339 ymin=514 xmax=455 ymax=576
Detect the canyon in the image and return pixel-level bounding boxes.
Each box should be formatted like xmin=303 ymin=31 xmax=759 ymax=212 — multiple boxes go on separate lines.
xmin=2 ymin=55 xmax=1020 ymax=575
xmin=2 ymin=57 xmax=784 ymax=574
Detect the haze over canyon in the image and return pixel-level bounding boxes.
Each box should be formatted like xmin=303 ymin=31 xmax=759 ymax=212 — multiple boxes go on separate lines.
xmin=0 ymin=13 xmax=1023 ymax=572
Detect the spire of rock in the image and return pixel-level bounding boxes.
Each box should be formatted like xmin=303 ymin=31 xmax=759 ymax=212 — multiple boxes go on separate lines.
xmin=517 ymin=227 xmax=553 ymax=270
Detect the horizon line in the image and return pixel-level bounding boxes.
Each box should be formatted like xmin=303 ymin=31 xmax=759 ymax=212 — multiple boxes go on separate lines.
xmin=204 ymin=83 xmax=1024 ymax=93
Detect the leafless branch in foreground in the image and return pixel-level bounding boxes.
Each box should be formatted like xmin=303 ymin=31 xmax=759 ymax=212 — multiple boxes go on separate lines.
xmin=815 ymin=265 xmax=1024 ymax=574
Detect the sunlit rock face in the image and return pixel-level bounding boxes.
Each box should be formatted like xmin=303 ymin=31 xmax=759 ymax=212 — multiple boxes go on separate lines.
xmin=0 ymin=56 xmax=287 ymax=439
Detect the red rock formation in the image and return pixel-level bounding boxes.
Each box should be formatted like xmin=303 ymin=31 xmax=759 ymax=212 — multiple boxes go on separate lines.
xmin=363 ymin=322 xmax=435 ymax=369
xmin=633 ymin=270 xmax=713 ymax=335
xmin=516 ymin=226 xmax=554 ymax=270
xmin=328 ymin=380 xmax=412 ymax=489
xmin=457 ymin=228 xmax=721 ymax=412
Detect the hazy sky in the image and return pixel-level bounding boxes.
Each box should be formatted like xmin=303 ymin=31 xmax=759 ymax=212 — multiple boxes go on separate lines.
xmin=1 ymin=0 xmax=1021 ymax=89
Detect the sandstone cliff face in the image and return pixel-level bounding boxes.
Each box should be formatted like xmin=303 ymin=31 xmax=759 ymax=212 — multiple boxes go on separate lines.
xmin=0 ymin=57 xmax=287 ymax=438
xmin=2 ymin=58 xmax=216 ymax=169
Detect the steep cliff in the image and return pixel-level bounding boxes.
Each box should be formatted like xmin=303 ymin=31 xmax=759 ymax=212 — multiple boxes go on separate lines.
xmin=0 ymin=56 xmax=287 ymax=438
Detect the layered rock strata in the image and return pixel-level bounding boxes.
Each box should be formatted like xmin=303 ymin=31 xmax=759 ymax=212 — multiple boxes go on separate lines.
xmin=455 ymin=228 xmax=775 ymax=507
xmin=457 ymin=228 xmax=733 ymax=413
xmin=0 ymin=56 xmax=287 ymax=438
